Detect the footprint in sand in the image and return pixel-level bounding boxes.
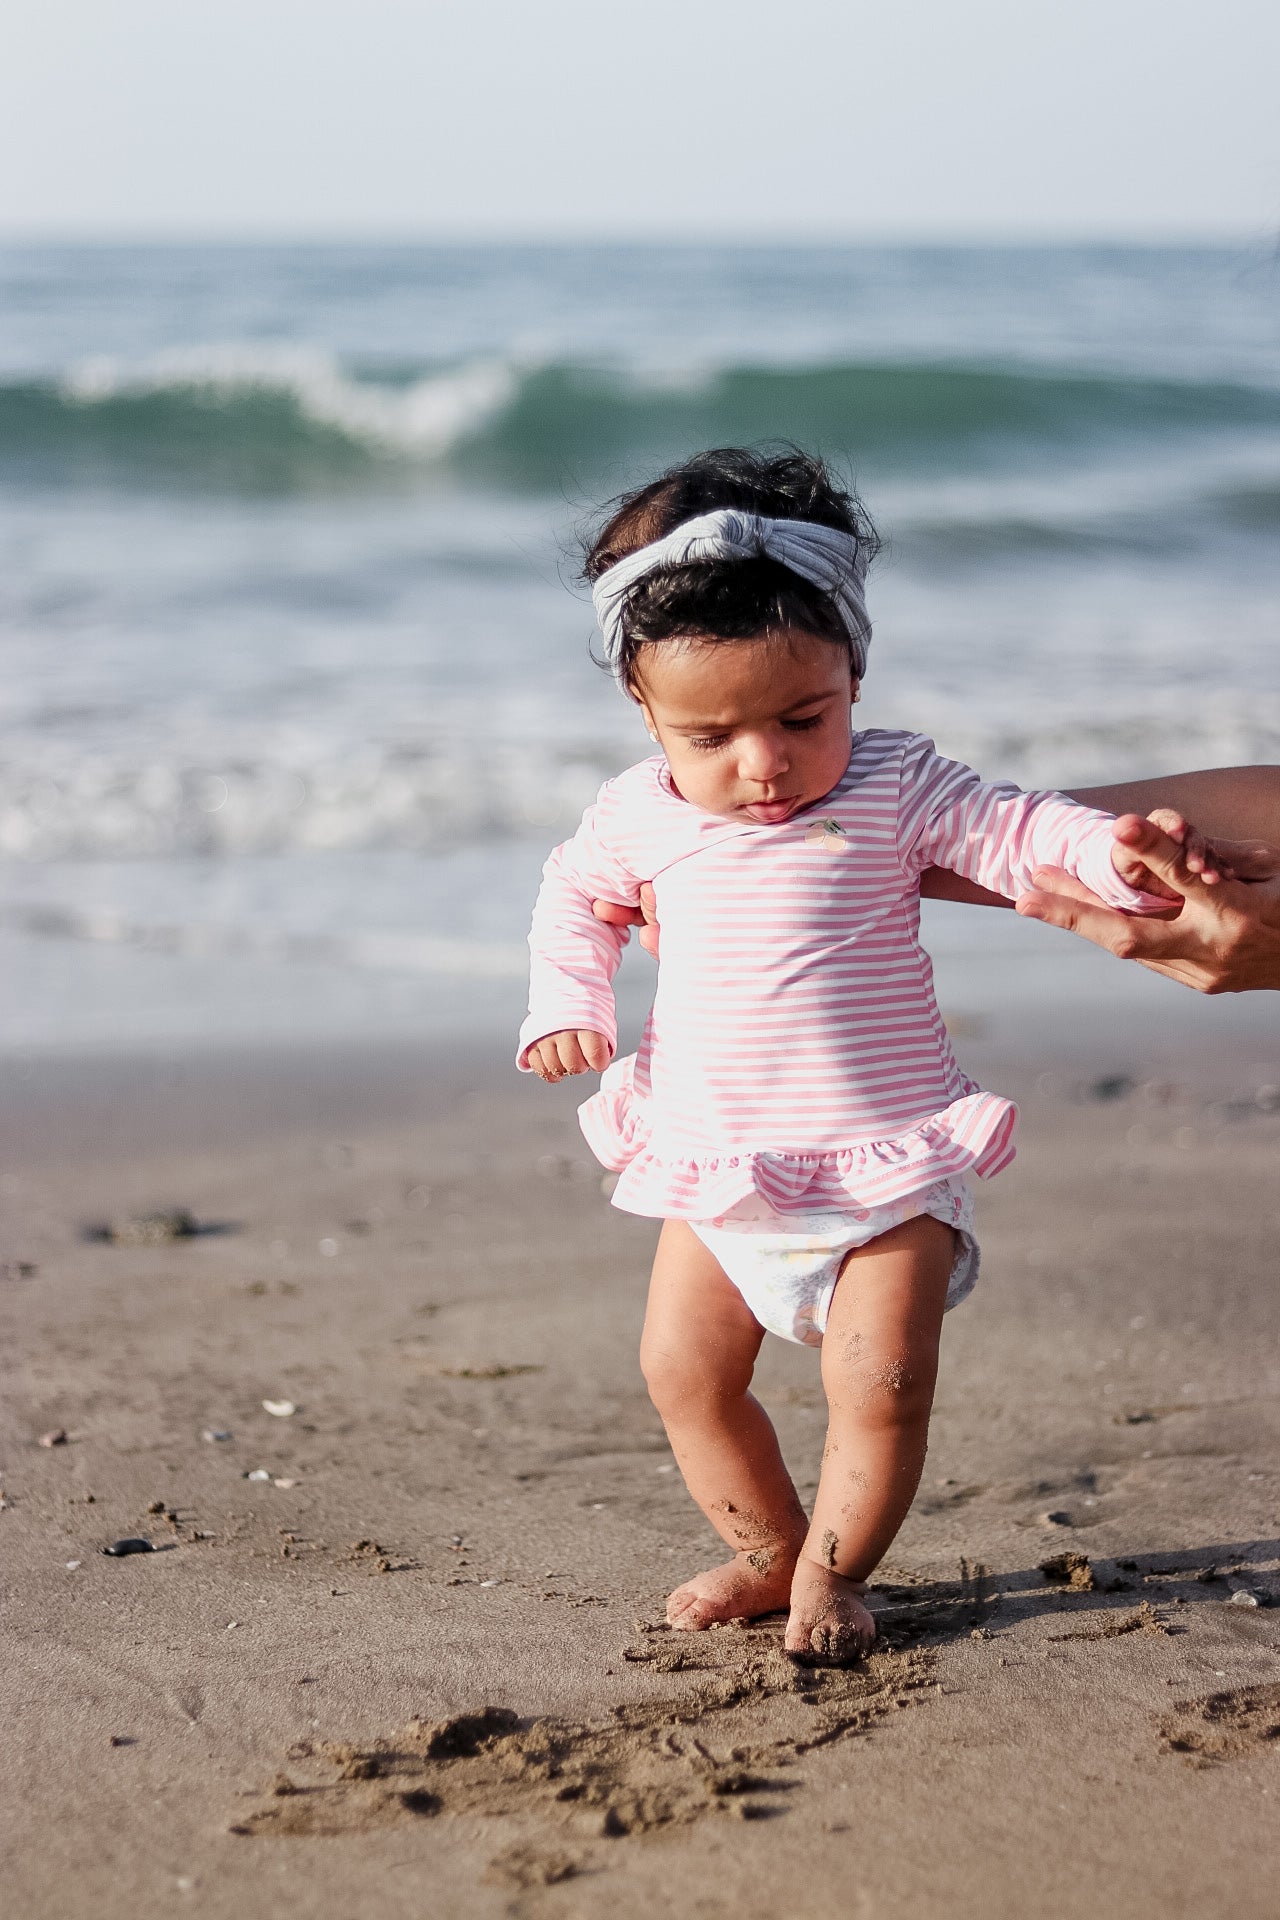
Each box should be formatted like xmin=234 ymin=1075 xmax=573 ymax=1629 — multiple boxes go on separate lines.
xmin=1158 ymin=1681 xmax=1280 ymax=1765
xmin=228 ymin=1634 xmax=935 ymax=1841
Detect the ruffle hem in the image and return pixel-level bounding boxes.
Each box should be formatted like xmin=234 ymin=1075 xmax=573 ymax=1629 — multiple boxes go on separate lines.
xmin=579 ymin=1052 xmax=1017 ymax=1220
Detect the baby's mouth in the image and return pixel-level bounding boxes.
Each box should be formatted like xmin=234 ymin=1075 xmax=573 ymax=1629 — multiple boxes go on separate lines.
xmin=742 ymin=797 xmax=799 ymax=824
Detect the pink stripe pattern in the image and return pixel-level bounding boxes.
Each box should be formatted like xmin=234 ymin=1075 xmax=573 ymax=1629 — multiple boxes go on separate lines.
xmin=518 ymin=730 xmax=1160 ymax=1219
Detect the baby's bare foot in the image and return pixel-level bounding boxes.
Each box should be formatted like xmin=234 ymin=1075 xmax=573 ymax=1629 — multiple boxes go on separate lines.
xmin=666 ymin=1542 xmax=799 ymax=1631
xmin=784 ymin=1561 xmax=876 ymax=1664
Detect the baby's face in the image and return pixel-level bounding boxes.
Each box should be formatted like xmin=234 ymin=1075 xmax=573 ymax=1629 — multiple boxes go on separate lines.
xmin=634 ymin=630 xmax=857 ymax=824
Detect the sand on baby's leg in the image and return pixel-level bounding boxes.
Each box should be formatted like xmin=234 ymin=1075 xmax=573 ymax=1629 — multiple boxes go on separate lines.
xmin=785 ymin=1212 xmax=955 ymax=1663
xmin=640 ymin=1221 xmax=809 ymax=1628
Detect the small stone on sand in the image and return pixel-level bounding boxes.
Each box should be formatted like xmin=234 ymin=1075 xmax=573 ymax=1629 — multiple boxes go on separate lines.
xmin=104 ymin=1209 xmax=197 ymax=1247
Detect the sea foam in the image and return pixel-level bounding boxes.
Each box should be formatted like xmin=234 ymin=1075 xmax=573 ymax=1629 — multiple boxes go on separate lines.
xmin=61 ymin=343 xmax=521 ymax=457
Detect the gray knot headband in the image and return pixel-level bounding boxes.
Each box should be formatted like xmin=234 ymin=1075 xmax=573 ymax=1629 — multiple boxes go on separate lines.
xmin=591 ymin=508 xmax=872 ymax=684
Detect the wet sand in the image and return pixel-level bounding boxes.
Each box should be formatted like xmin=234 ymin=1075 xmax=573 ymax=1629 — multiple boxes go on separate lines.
xmin=3 ymin=1026 xmax=1279 ymax=1917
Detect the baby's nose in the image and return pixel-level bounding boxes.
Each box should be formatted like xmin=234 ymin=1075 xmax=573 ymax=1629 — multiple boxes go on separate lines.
xmin=738 ymin=732 xmax=788 ymax=782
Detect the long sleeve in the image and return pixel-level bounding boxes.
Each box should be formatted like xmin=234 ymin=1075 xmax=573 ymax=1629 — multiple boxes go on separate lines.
xmin=895 ymin=735 xmax=1166 ymax=911
xmin=517 ymin=781 xmax=644 ymax=1070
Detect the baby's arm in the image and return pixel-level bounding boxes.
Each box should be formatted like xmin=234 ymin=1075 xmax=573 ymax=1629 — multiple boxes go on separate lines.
xmin=897 ymin=736 xmax=1169 ymax=911
xmin=519 ymin=783 xmax=642 ymax=1082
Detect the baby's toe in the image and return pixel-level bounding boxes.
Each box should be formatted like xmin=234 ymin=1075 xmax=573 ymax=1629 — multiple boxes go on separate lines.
xmin=783 ymin=1611 xmax=817 ymax=1657
xmin=783 ymin=1583 xmax=875 ymax=1665
xmin=666 ymin=1584 xmax=700 ymax=1626
xmin=822 ymin=1618 xmax=869 ymax=1662
xmin=667 ymin=1584 xmax=723 ymax=1630
xmin=795 ymin=1619 xmax=866 ymax=1667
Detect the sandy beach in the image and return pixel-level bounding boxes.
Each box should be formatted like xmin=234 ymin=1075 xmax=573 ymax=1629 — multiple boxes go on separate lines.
xmin=3 ymin=1016 xmax=1278 ymax=1918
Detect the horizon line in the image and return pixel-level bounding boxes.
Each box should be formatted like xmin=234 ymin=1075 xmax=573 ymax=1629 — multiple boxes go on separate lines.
xmin=0 ymin=226 xmax=1272 ymax=252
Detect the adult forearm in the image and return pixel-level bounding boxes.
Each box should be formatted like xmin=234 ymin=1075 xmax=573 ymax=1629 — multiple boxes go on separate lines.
xmin=1069 ymin=766 xmax=1280 ymax=846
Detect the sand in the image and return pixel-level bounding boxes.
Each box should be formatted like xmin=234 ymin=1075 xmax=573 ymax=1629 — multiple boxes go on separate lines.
xmin=3 ymin=1025 xmax=1279 ymax=1917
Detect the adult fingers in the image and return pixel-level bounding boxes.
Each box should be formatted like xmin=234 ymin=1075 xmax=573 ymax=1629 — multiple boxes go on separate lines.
xmin=1109 ymin=837 xmax=1166 ymax=897
xmin=1110 ymin=814 xmax=1199 ymax=896
xmin=637 ymin=882 xmax=660 ymax=959
xmin=590 ymin=885 xmax=659 ymax=930
xmin=1015 ymin=878 xmax=1148 ymax=960
xmin=1217 ymin=839 xmax=1280 ymax=882
xmin=591 ymin=887 xmax=661 ymax=959
xmin=1019 ymin=873 xmax=1264 ymax=993
xmin=1021 ymin=868 xmax=1107 ymax=909
xmin=592 ymin=899 xmax=644 ymax=930
xmin=1029 ymin=862 xmax=1180 ymax=921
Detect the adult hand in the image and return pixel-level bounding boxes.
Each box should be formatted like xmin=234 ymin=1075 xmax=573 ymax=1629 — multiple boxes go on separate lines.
xmin=1017 ymin=813 xmax=1280 ymax=993
xmin=592 ymin=881 xmax=659 ymax=958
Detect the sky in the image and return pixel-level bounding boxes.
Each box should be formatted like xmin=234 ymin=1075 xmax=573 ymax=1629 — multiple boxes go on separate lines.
xmin=1 ymin=0 xmax=1278 ymax=240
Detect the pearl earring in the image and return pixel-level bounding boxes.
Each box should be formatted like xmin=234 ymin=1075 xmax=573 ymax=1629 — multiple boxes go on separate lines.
xmin=647 ymin=728 xmax=659 ymax=741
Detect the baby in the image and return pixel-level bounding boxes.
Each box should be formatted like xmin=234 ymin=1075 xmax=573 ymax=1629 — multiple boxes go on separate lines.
xmin=519 ymin=447 xmax=1195 ymax=1663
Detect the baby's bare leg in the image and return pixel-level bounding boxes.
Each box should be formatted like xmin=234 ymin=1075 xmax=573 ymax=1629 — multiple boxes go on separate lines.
xmin=786 ymin=1213 xmax=954 ymax=1663
xmin=641 ymin=1221 xmax=809 ymax=1629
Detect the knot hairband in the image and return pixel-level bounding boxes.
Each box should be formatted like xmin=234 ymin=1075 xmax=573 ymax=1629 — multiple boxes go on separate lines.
xmin=591 ymin=508 xmax=872 ymax=684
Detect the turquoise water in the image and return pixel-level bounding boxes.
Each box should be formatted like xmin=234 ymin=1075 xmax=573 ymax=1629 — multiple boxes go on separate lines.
xmin=2 ymin=243 xmax=1278 ymax=1050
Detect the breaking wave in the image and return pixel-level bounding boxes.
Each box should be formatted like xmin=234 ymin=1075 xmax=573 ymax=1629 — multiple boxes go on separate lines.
xmin=4 ymin=700 xmax=1278 ymax=864
xmin=3 ymin=346 xmax=1279 ymax=495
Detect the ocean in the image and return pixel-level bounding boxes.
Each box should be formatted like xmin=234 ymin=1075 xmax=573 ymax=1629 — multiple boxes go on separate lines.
xmin=3 ymin=242 xmax=1279 ymax=1054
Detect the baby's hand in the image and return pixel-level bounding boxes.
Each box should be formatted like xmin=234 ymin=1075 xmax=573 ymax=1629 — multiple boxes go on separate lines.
xmin=1111 ymin=808 xmax=1233 ymax=903
xmin=526 ymin=1030 xmax=612 ymax=1083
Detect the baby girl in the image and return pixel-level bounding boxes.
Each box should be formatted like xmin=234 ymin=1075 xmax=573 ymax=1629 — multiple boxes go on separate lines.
xmin=518 ymin=447 xmax=1190 ymax=1663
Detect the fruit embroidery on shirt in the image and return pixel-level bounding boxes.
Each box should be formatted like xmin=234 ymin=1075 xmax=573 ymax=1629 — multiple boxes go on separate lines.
xmin=805 ymin=818 xmax=849 ymax=852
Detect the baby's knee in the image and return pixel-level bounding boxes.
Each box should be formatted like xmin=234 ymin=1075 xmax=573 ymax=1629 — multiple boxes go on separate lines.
xmin=640 ymin=1338 xmax=738 ymax=1419
xmin=828 ymin=1347 xmax=936 ymax=1428
xmin=641 ymin=1340 xmax=699 ymax=1416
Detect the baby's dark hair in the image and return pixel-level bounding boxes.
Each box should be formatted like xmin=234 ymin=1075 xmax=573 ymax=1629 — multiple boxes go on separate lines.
xmin=582 ymin=446 xmax=881 ymax=694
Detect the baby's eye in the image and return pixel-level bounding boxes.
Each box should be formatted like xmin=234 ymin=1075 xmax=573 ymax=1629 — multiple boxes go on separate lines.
xmin=688 ymin=734 xmax=731 ymax=752
xmin=783 ymin=715 xmax=824 ymax=732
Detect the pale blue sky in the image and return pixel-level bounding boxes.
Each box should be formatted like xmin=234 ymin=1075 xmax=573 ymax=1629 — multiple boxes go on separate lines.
xmin=2 ymin=0 xmax=1277 ymax=239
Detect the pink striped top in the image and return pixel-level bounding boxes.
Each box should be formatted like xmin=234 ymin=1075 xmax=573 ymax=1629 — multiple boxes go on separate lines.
xmin=518 ymin=730 xmax=1158 ymax=1220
